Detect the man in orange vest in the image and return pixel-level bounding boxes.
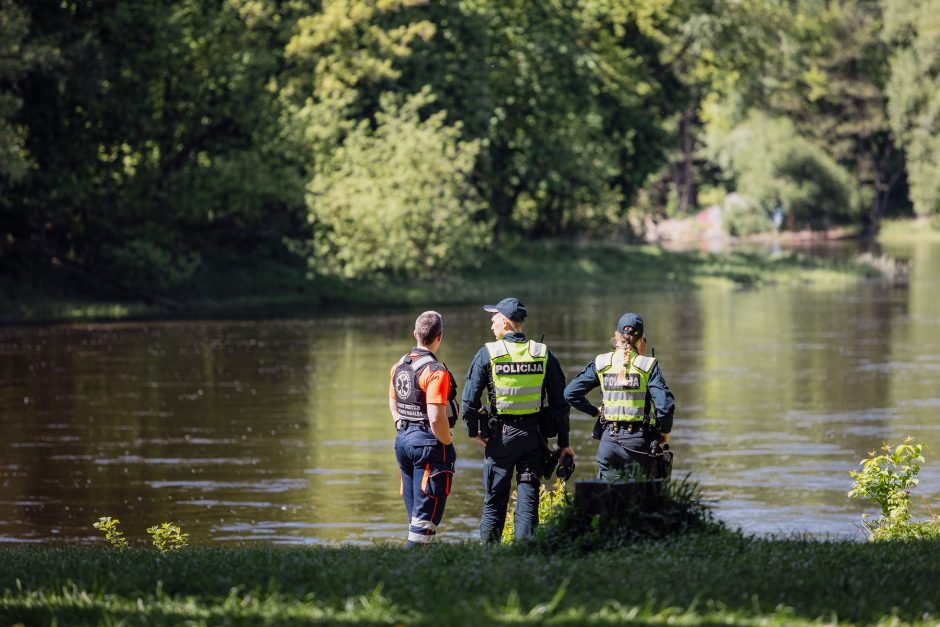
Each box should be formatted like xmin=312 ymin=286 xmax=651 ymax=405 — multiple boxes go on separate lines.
xmin=389 ymin=311 xmax=458 ymax=546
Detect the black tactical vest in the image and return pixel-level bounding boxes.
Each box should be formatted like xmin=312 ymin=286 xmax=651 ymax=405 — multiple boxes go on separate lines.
xmin=393 ymin=350 xmax=458 ymax=426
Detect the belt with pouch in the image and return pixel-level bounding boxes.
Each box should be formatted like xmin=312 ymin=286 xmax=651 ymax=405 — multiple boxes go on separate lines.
xmin=603 ymin=419 xmax=647 ymax=434
xmin=397 ymin=419 xmax=431 ymax=432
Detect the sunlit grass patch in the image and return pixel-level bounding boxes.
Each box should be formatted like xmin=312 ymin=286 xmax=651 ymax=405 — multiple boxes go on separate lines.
xmin=878 ymin=217 xmax=940 ymax=242
xmin=3 ymin=535 xmax=940 ymax=625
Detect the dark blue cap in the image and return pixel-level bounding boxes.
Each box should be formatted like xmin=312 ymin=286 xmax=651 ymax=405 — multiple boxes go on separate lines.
xmin=616 ymin=312 xmax=644 ymax=337
xmin=483 ymin=297 xmax=527 ymax=322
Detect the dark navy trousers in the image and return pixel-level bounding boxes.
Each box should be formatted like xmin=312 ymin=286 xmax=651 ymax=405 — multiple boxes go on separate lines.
xmin=481 ymin=417 xmax=544 ymax=543
xmin=596 ymin=425 xmax=655 ymax=480
xmin=395 ymin=424 xmax=456 ymax=547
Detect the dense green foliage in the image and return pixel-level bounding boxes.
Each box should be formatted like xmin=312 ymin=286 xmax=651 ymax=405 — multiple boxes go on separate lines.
xmin=3 ymin=536 xmax=940 ymax=625
xmin=1 ymin=0 xmax=935 ymax=302
xmin=883 ymin=0 xmax=940 ymax=217
xmin=709 ymin=113 xmax=863 ymax=231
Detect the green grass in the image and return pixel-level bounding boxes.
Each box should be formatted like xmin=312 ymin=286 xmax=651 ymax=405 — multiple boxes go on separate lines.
xmin=872 ymin=520 xmax=940 ymax=541
xmin=878 ymin=217 xmax=940 ymax=242
xmin=1 ymin=239 xmax=884 ymax=323
xmin=2 ymin=534 xmax=940 ymax=625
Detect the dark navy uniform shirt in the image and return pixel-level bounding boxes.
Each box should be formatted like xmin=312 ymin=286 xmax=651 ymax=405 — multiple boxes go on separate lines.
xmin=564 ymin=358 xmax=675 ymax=434
xmin=461 ymin=332 xmax=571 ymax=448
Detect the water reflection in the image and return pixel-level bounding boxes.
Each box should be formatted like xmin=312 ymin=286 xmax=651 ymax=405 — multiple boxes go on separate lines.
xmin=2 ymin=242 xmax=940 ymax=544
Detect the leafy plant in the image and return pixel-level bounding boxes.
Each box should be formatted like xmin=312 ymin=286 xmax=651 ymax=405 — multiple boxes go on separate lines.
xmin=146 ymin=522 xmax=189 ymax=553
xmin=530 ymin=475 xmax=722 ymax=553
xmin=501 ymin=479 xmax=571 ymax=544
xmin=848 ymin=436 xmax=926 ymax=534
xmin=92 ymin=516 xmax=129 ymax=550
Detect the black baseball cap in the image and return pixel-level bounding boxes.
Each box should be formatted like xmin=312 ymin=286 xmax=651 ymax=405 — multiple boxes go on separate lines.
xmin=616 ymin=312 xmax=644 ymax=337
xmin=483 ymin=297 xmax=527 ymax=322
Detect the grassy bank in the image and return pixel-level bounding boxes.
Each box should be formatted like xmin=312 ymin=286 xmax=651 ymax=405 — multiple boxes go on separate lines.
xmin=2 ymin=534 xmax=939 ymax=625
xmin=878 ymin=217 xmax=940 ymax=242
xmin=1 ymin=239 xmax=885 ymax=323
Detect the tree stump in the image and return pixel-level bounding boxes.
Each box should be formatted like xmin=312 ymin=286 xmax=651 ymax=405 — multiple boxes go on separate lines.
xmin=574 ymin=479 xmax=664 ymax=518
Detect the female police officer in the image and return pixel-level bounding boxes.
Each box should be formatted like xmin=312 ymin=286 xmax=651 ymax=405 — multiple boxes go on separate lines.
xmin=564 ymin=312 xmax=675 ymax=480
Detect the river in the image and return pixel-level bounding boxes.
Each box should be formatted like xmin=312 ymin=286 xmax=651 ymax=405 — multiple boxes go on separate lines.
xmin=2 ymin=240 xmax=939 ymax=544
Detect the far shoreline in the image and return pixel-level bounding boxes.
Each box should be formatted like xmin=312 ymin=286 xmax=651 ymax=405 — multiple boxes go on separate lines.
xmin=1 ymin=226 xmax=918 ymax=325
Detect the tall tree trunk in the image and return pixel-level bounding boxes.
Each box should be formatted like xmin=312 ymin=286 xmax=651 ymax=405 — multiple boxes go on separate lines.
xmin=869 ymin=142 xmax=904 ymax=233
xmin=673 ymin=102 xmax=698 ymax=214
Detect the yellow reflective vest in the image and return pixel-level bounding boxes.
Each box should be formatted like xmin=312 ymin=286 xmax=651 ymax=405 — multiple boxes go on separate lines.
xmin=595 ymin=350 xmax=657 ymax=427
xmin=485 ymin=340 xmax=547 ymax=416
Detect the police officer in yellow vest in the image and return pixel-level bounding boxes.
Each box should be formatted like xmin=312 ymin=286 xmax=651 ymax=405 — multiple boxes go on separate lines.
xmin=564 ymin=313 xmax=675 ymax=479
xmin=462 ymin=297 xmax=573 ymax=543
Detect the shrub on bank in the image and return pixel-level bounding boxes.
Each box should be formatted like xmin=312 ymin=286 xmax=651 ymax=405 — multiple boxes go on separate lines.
xmin=500 ymin=474 xmax=723 ymax=551
xmin=707 ymin=112 xmax=864 ymax=230
xmin=531 ymin=476 xmax=724 ymax=553
xmin=849 ymin=436 xmax=940 ymax=541
xmin=873 ymin=520 xmax=940 ymax=541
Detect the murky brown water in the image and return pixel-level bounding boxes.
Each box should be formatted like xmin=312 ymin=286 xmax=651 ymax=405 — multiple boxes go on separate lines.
xmin=2 ymin=240 xmax=939 ymax=544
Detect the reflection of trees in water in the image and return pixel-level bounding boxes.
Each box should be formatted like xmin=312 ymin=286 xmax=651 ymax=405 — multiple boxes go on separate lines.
xmin=5 ymin=255 xmax=940 ymax=541
xmin=679 ymin=282 xmax=901 ymax=518
xmin=888 ymin=240 xmax=940 ymax=446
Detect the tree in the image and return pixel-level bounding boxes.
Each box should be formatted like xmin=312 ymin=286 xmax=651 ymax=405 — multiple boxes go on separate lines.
xmin=763 ymin=0 xmax=904 ymax=226
xmin=640 ymin=0 xmax=783 ymax=216
xmin=396 ymin=0 xmax=684 ymax=236
xmin=882 ymin=0 xmax=940 ymax=216
xmin=6 ymin=0 xmax=305 ymax=294
xmin=0 ymin=0 xmax=31 ymax=184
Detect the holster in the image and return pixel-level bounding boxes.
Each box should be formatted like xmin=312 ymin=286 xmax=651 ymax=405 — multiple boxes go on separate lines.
xmin=478 ymin=408 xmax=492 ymax=440
xmin=540 ymin=446 xmax=560 ymax=480
xmin=537 ymin=408 xmax=558 ymax=439
xmin=650 ymin=440 xmax=673 ymax=480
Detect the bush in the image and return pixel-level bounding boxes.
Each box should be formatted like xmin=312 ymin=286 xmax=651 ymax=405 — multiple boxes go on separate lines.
xmin=872 ymin=519 xmax=940 ymax=541
xmin=708 ymin=112 xmax=863 ymax=231
xmin=723 ymin=195 xmax=771 ymax=236
xmin=848 ymin=436 xmax=937 ymax=540
xmin=307 ymin=88 xmax=490 ymax=280
xmin=105 ymin=238 xmax=202 ymax=293
xmin=531 ymin=476 xmax=723 ymax=553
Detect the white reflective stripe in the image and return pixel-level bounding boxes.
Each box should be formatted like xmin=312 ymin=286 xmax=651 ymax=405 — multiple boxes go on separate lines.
xmin=529 ymin=341 xmax=546 ymax=357
xmin=595 ymin=352 xmax=613 ymax=372
xmin=496 ymin=399 xmax=542 ymax=410
xmin=604 ymin=405 xmax=644 ymax=416
xmin=408 ymin=531 xmax=434 ymax=543
xmin=604 ymin=391 xmax=646 ymax=401
xmin=494 ymin=386 xmax=542 ymax=396
xmin=410 ymin=355 xmax=435 ymax=371
xmin=410 ymin=517 xmax=438 ymax=531
xmin=633 ymin=355 xmax=656 ymax=373
xmin=485 ymin=341 xmax=509 ymax=359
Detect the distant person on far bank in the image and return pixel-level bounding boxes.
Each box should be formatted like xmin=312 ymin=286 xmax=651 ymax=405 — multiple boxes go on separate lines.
xmin=462 ymin=297 xmax=573 ymax=543
xmin=564 ymin=313 xmax=675 ymax=480
xmin=389 ymin=311 xmax=458 ymax=546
